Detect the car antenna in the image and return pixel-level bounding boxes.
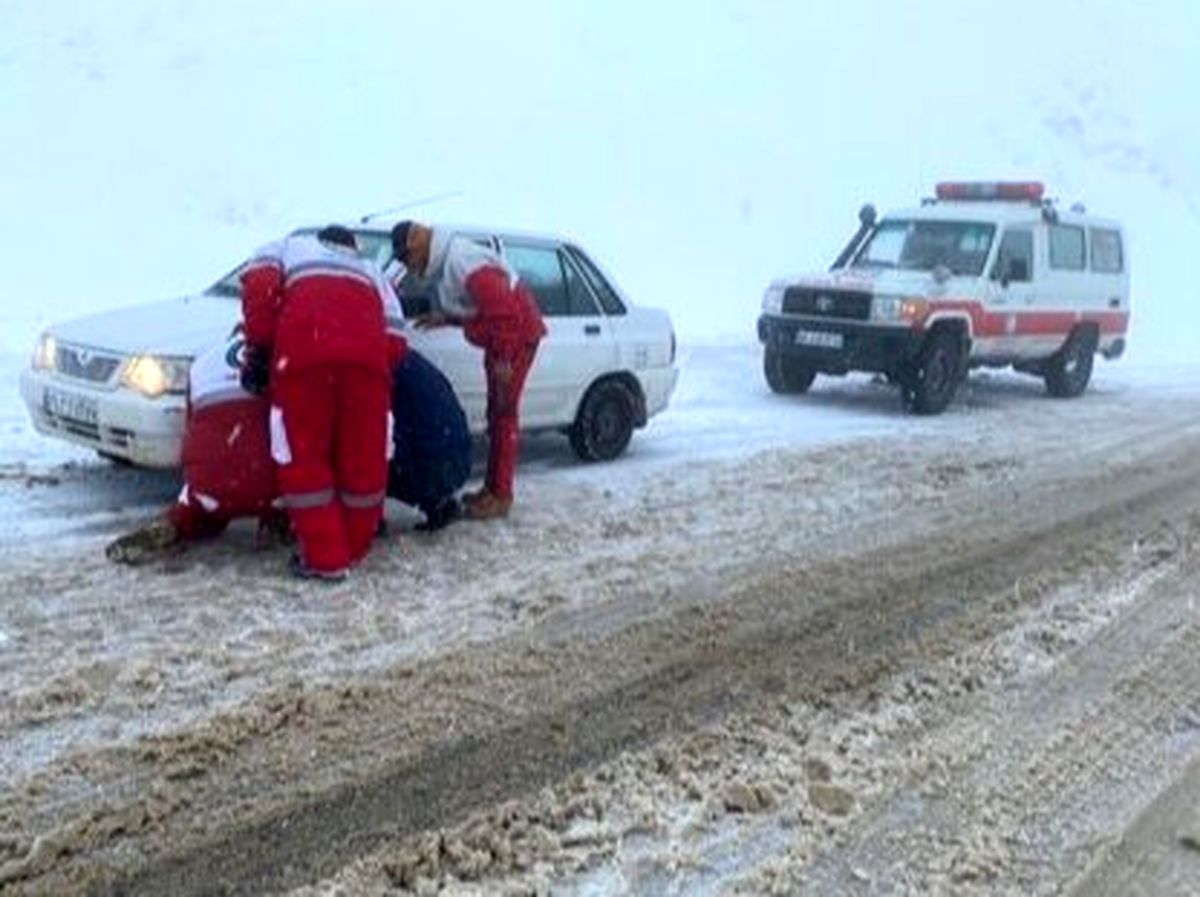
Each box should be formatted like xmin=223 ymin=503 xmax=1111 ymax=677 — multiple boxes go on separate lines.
xmin=359 ymin=190 xmax=465 ymax=223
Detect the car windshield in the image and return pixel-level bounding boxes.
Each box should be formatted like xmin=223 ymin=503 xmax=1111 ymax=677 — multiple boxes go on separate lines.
xmin=853 ymin=219 xmax=996 ymax=276
xmin=202 ymin=229 xmax=395 ymax=298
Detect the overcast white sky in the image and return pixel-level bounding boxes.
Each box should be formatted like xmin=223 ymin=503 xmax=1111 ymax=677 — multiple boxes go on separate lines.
xmin=1 ymin=0 xmax=1197 ymax=358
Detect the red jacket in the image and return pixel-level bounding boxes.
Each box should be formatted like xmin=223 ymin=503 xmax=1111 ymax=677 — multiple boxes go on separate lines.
xmin=241 ymin=233 xmax=407 ymax=377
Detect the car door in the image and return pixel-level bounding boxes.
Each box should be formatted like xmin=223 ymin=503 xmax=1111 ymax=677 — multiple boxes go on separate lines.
xmin=499 ymin=237 xmax=618 ymax=429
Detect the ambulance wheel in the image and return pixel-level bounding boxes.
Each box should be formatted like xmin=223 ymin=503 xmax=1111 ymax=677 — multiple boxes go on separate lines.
xmin=1044 ymin=327 xmax=1097 ymax=398
xmin=764 ymin=349 xmax=817 ymax=394
xmin=570 ymin=379 xmax=636 ymax=462
xmin=907 ymin=330 xmax=962 ymax=415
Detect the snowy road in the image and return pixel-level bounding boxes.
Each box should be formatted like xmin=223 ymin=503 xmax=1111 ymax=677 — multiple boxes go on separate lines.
xmin=2 ymin=345 xmax=1200 ymax=895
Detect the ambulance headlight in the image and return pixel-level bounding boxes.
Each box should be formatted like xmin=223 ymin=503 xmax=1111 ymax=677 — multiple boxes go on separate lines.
xmin=31 ymin=332 xmax=58 ymax=371
xmin=762 ymin=284 xmax=785 ymax=315
xmin=872 ymin=296 xmax=902 ymax=321
xmin=121 ymin=355 xmax=191 ymax=398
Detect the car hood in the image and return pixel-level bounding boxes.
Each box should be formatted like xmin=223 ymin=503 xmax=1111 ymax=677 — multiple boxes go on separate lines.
xmin=47 ymin=293 xmax=241 ymax=358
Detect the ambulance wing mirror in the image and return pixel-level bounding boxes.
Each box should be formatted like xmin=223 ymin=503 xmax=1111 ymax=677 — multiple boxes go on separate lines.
xmin=992 ymin=256 xmax=1028 ymax=288
xmin=1003 ymin=257 xmax=1028 ymax=287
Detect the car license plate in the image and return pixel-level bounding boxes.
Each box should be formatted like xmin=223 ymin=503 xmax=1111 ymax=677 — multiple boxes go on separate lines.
xmin=44 ymin=388 xmax=99 ymax=426
xmin=794 ymin=329 xmax=844 ymax=350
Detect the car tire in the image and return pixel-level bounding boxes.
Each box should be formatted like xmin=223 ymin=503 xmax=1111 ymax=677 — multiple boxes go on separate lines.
xmin=764 ymin=349 xmax=817 ymax=395
xmin=569 ymin=379 xmax=636 ymax=462
xmin=906 ymin=330 xmax=963 ymax=415
xmin=1044 ymin=327 xmax=1097 ymax=398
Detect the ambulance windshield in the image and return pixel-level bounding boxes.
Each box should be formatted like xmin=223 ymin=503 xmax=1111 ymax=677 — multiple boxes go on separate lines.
xmin=853 ymin=219 xmax=995 ymax=277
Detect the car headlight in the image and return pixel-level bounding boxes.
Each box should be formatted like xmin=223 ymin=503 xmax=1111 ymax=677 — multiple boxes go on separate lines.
xmin=762 ymin=284 xmax=785 ymax=315
xmin=121 ymin=355 xmax=191 ymax=398
xmin=31 ymin=332 xmax=57 ymax=371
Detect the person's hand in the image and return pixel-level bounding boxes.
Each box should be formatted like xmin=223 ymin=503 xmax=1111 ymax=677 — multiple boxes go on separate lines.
xmin=414 ymin=311 xmax=450 ymax=330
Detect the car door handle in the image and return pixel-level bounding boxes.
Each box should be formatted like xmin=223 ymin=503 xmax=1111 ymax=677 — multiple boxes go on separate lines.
xmin=1108 ymin=297 xmax=1121 ymax=309
xmin=584 ymin=324 xmax=601 ymax=336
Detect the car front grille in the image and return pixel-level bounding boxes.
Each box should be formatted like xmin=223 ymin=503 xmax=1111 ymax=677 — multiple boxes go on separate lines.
xmin=56 ymin=344 xmax=122 ymax=383
xmin=782 ymin=288 xmax=872 ymax=321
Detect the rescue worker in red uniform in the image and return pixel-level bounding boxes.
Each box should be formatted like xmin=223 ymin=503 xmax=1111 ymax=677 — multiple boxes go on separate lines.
xmin=391 ymin=221 xmax=546 ymax=519
xmin=105 ymin=333 xmax=281 ymax=564
xmin=242 ymin=225 xmax=406 ymax=579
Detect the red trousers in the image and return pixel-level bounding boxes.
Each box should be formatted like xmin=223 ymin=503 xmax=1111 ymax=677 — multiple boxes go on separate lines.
xmin=168 ymin=395 xmax=275 ymax=540
xmin=271 ymin=364 xmax=390 ymax=573
xmin=484 ymin=339 xmax=539 ymax=501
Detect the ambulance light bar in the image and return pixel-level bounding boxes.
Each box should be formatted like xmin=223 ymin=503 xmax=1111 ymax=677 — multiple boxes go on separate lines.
xmin=935 ymin=181 xmax=1045 ymax=202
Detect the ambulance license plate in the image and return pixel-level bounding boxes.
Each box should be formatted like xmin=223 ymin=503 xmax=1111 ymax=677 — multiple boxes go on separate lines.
xmin=794 ymin=329 xmax=844 ymax=350
xmin=44 ymin=388 xmax=99 ymax=426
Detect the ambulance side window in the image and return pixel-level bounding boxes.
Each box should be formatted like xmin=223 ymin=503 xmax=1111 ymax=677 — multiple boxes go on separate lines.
xmin=991 ymin=228 xmax=1033 ymax=284
xmin=1049 ymin=224 xmax=1086 ymax=271
xmin=1090 ymin=228 xmax=1124 ymax=274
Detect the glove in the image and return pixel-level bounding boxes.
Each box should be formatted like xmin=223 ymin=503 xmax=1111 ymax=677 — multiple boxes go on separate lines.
xmin=240 ymin=345 xmax=271 ymax=396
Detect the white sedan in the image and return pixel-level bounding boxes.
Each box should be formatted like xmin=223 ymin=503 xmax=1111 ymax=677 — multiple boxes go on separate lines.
xmin=20 ymin=224 xmax=679 ymax=466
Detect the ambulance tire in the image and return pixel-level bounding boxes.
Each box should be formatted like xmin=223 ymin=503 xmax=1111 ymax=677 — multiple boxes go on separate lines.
xmin=569 ymin=379 xmax=636 ymax=462
xmin=908 ymin=330 xmax=963 ymax=415
xmin=1044 ymin=327 xmax=1097 ymax=398
xmin=764 ymin=349 xmax=817 ymax=395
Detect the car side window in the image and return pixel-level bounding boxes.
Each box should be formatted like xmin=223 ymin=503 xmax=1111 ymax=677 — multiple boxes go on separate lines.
xmin=1049 ymin=224 xmax=1086 ymax=271
xmin=991 ymin=228 xmax=1034 ymax=283
xmin=561 ymin=250 xmax=602 ymax=316
xmin=501 ymin=242 xmax=604 ymax=318
xmin=505 ymin=243 xmax=572 ymax=316
xmin=567 ymin=246 xmax=626 ymax=315
xmin=1090 ymin=227 xmax=1123 ymax=273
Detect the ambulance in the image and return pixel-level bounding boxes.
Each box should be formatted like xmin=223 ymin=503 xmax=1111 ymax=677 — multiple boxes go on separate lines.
xmin=757 ymin=182 xmax=1130 ymax=413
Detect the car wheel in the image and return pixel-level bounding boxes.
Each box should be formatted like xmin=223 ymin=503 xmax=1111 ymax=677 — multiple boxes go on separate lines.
xmin=906 ymin=330 xmax=963 ymax=415
xmin=569 ymin=379 xmax=636 ymax=462
xmin=764 ymin=349 xmax=817 ymax=394
xmin=1044 ymin=328 xmax=1097 ymax=398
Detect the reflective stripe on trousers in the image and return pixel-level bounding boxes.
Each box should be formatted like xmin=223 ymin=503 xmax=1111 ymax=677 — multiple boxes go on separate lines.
xmin=281 ymin=488 xmax=336 ymax=509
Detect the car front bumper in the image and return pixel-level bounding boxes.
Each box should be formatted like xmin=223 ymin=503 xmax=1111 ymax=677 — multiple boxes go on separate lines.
xmin=757 ymin=314 xmax=921 ymax=375
xmin=20 ymin=368 xmax=186 ymax=467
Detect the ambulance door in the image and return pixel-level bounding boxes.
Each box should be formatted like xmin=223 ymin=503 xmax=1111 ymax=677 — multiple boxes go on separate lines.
xmin=986 ymin=225 xmax=1037 ymax=360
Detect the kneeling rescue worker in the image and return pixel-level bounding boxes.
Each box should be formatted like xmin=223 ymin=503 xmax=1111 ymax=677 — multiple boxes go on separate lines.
xmin=241 ymin=225 xmax=406 ymax=580
xmin=391 ymin=220 xmax=546 ymax=519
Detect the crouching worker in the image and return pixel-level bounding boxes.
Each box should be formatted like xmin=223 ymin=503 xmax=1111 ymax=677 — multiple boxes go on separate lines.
xmin=390 ymin=349 xmax=472 ymax=531
xmin=105 ymin=335 xmax=281 ymax=565
xmin=240 ymin=225 xmax=406 ymax=580
xmin=391 ymin=221 xmax=546 ymax=520
xmin=106 ymin=344 xmax=470 ymax=563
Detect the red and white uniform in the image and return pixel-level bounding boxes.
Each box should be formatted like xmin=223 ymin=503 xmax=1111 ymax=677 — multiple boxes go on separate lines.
xmin=431 ymin=230 xmax=546 ymax=501
xmin=242 ymin=233 xmax=407 ymax=573
xmin=168 ymin=337 xmax=275 ymax=539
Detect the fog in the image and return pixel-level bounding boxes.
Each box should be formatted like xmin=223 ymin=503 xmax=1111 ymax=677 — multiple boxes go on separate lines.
xmin=2 ymin=0 xmax=1197 ymax=360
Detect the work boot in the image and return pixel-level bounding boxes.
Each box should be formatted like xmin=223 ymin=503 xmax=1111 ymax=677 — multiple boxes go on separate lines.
xmin=465 ymin=491 xmax=512 ymax=520
xmin=105 ymin=517 xmax=182 ymax=566
xmin=287 ymin=553 xmax=349 ymax=583
xmin=461 ymin=487 xmax=489 ymax=510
